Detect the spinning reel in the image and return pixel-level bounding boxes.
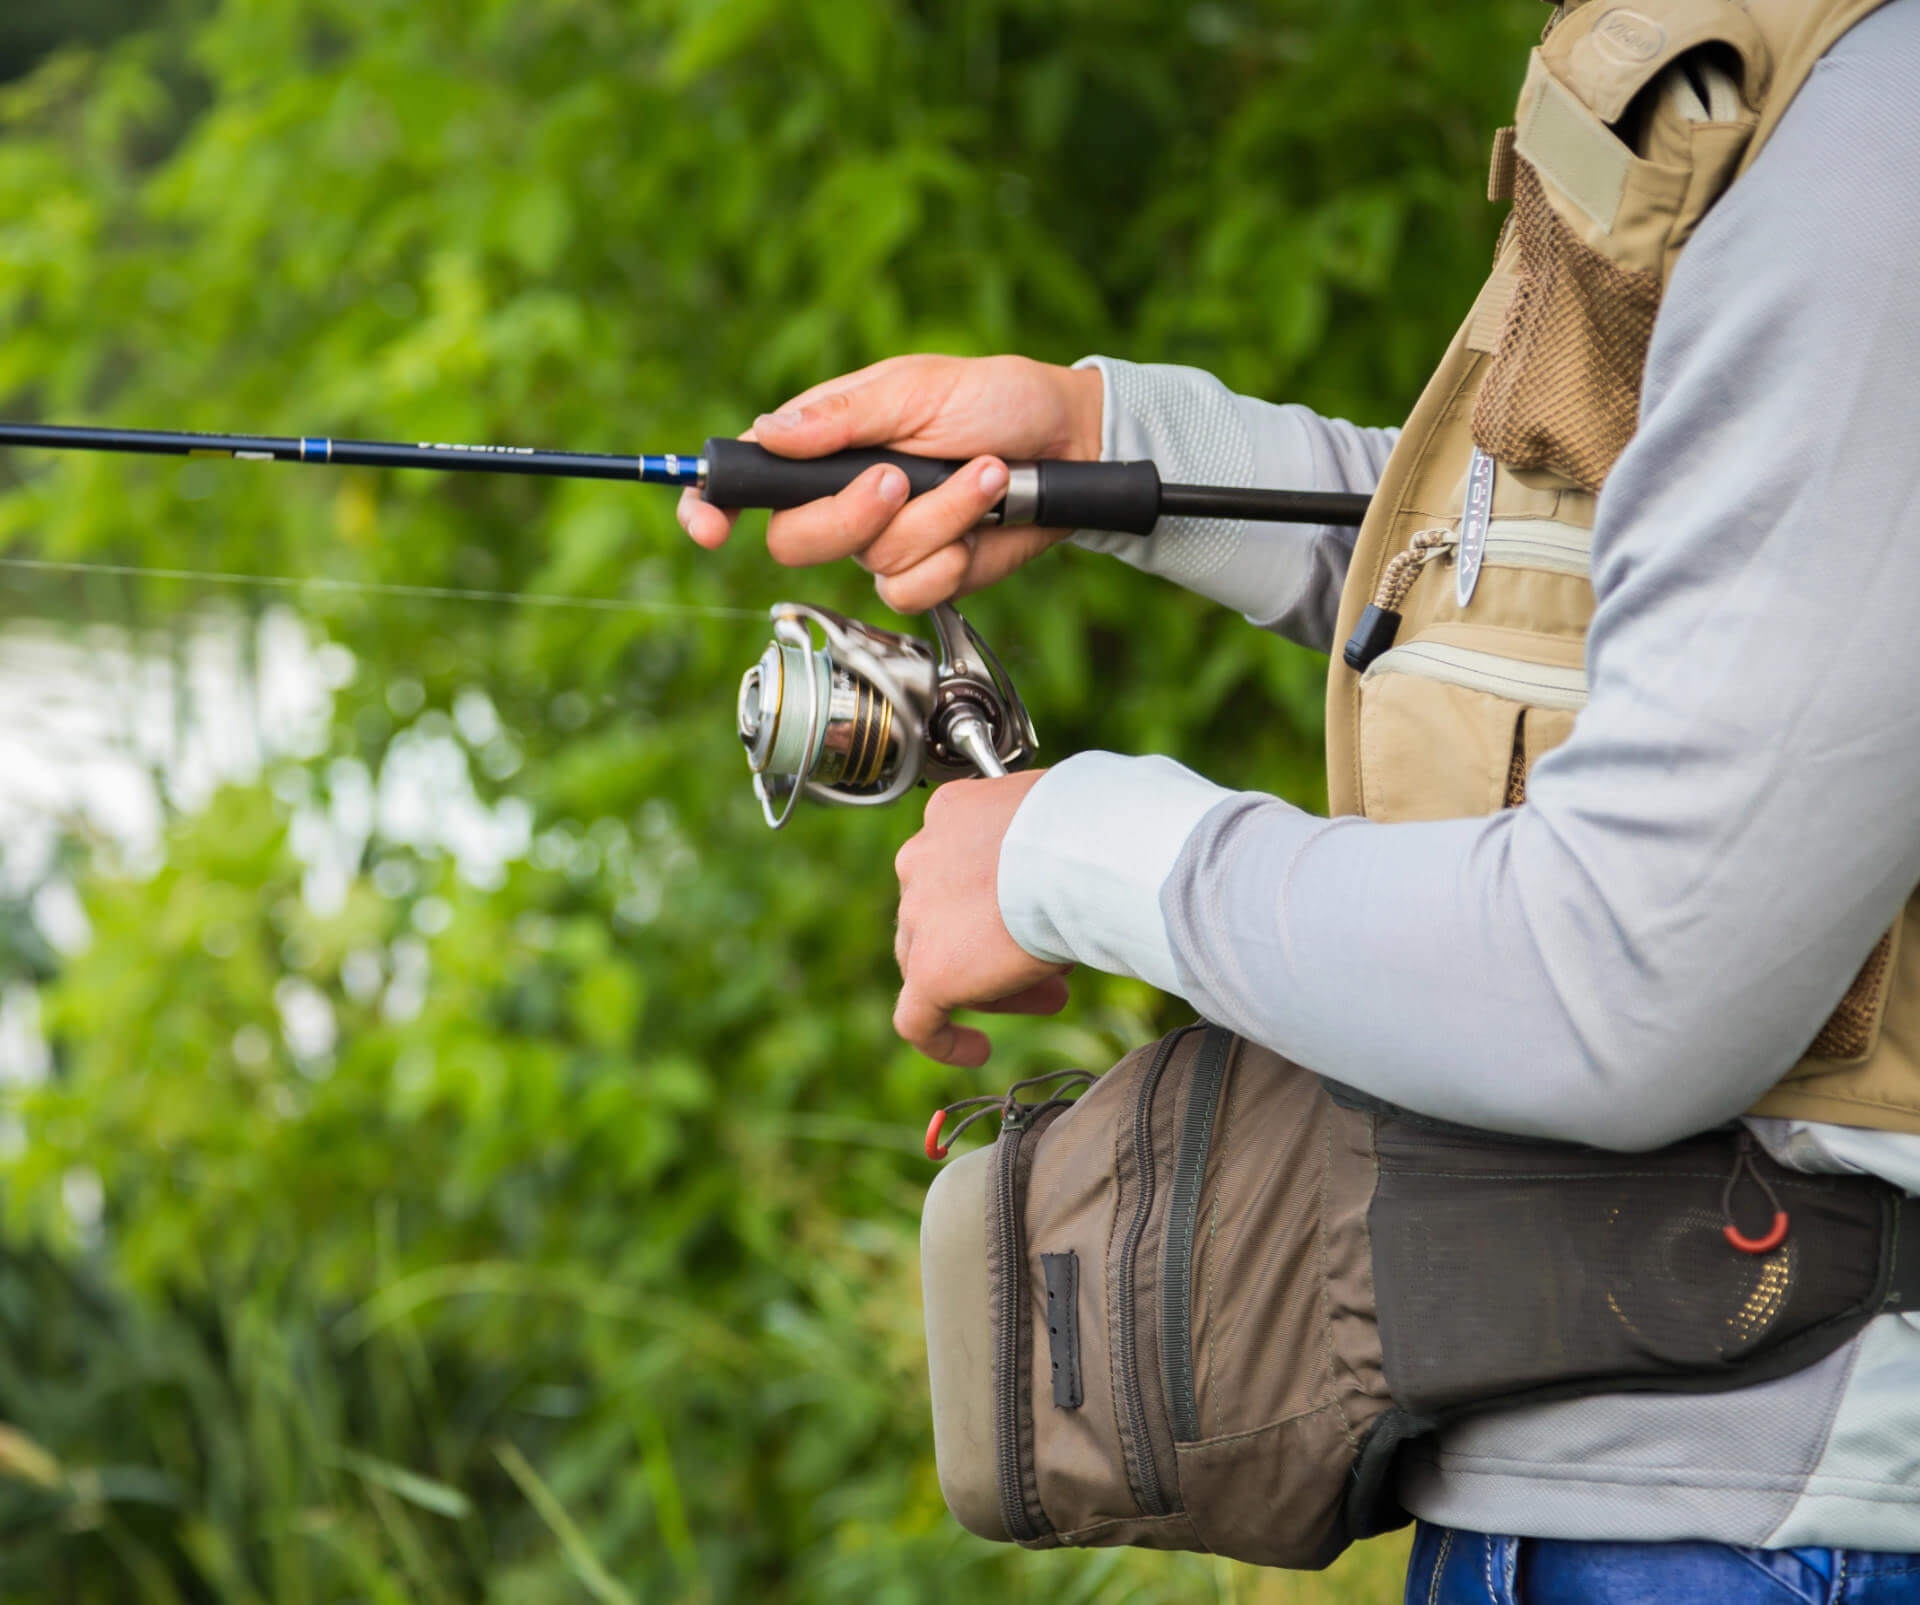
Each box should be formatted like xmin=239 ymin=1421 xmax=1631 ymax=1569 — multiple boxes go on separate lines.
xmin=737 ymin=602 xmax=1038 ymax=828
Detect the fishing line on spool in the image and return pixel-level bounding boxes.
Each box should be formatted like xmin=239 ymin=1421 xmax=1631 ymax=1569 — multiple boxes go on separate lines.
xmin=0 ymin=555 xmax=761 ymax=621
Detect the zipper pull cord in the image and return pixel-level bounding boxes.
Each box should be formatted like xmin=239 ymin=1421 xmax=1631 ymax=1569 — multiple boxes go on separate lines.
xmin=924 ymin=1070 xmax=1099 ymax=1160
xmin=1342 ymin=527 xmax=1458 ymax=673
xmin=1722 ymin=1131 xmax=1791 ymax=1255
xmin=1377 ymin=527 xmax=1459 ymax=611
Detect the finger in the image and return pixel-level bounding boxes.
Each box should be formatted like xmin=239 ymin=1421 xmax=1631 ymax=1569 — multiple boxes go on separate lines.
xmin=876 ymin=523 xmax=1062 ymax=613
xmin=858 ymin=456 xmax=1009 ymax=578
xmin=971 ymin=975 xmax=1073 ymax=1016
xmin=876 ymin=543 xmax=970 ymax=613
xmin=763 ymin=462 xmax=912 ymax=567
xmin=680 ymin=422 xmax=762 ymax=548
xmin=677 ymin=487 xmax=739 ymax=550
xmin=894 ymin=986 xmax=992 ymax=1068
xmin=754 ymin=355 xmax=967 ymax=459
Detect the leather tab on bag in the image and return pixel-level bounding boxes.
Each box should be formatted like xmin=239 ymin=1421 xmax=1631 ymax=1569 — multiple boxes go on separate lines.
xmin=1042 ymin=1252 xmax=1083 ymax=1409
xmin=1488 ymin=126 xmax=1517 ymax=202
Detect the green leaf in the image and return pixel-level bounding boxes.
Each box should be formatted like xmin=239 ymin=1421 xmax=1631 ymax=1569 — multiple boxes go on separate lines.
xmin=324 ymin=1447 xmax=473 ymax=1522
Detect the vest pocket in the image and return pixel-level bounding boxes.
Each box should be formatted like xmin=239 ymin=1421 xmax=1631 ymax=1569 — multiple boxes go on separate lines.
xmin=1475 ymin=157 xmax=1662 ymax=492
xmin=1801 ymin=923 xmax=1901 ymax=1067
xmin=1471 ymin=43 xmax=1757 ymax=491
xmin=1357 ymin=633 xmax=1585 ymax=822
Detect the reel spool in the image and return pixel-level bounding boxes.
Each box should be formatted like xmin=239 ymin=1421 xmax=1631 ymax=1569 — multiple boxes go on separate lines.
xmin=737 ymin=602 xmax=1038 ymax=828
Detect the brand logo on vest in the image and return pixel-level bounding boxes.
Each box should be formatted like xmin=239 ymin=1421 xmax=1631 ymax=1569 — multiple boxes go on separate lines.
xmin=1592 ymin=8 xmax=1668 ymax=65
xmin=1457 ymin=446 xmax=1495 ymax=608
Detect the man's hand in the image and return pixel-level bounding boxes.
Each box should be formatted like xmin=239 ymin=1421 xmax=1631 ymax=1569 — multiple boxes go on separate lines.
xmin=677 ymin=354 xmax=1105 ymax=613
xmin=893 ymin=769 xmax=1071 ymax=1065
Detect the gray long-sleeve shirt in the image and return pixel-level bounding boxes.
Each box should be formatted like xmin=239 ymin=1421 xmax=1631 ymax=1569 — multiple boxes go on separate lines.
xmin=998 ymin=1 xmax=1920 ymax=1547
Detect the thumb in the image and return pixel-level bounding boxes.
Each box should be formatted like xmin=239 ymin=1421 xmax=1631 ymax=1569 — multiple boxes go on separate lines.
xmin=754 ymin=377 xmax=915 ymax=460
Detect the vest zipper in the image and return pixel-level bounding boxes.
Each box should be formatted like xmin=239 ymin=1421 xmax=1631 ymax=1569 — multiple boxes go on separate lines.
xmin=1481 ymin=517 xmax=1591 ymax=578
xmin=1114 ymin=1025 xmax=1199 ymax=1518
xmin=1160 ymin=1025 xmax=1233 ymax=1445
xmin=1360 ymin=638 xmax=1589 ymax=711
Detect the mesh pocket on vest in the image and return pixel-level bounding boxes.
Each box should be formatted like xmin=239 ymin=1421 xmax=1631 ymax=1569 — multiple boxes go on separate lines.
xmin=1472 ymin=161 xmax=1660 ymax=492
xmin=1809 ymin=928 xmax=1897 ymax=1061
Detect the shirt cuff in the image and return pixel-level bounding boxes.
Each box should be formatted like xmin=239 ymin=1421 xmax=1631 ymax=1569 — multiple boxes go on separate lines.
xmin=1066 ymin=357 xmax=1259 ymax=599
xmin=997 ymin=751 xmax=1233 ymax=993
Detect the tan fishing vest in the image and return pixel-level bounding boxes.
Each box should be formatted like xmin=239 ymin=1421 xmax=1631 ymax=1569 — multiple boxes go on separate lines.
xmin=1326 ymin=0 xmax=1912 ymax=1131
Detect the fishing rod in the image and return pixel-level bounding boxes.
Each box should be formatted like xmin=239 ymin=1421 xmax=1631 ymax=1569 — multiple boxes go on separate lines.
xmin=0 ymin=422 xmax=1374 ymax=532
xmin=0 ymin=419 xmax=1375 ymax=828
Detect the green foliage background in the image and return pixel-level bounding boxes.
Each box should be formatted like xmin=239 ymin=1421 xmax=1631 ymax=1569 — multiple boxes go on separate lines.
xmin=0 ymin=1 xmax=1531 ymax=1598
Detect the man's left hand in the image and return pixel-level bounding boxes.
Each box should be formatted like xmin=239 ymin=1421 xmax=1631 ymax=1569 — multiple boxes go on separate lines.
xmin=893 ymin=769 xmax=1071 ymax=1066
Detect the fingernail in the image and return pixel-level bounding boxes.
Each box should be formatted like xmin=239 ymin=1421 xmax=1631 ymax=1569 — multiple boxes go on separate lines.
xmin=978 ymin=461 xmax=1008 ymax=496
xmin=755 ymin=408 xmax=805 ymax=431
xmin=877 ymin=466 xmax=909 ymax=503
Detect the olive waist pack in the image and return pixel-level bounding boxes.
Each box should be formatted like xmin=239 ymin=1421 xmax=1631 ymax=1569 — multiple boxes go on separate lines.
xmin=920 ymin=1023 xmax=1920 ymax=1569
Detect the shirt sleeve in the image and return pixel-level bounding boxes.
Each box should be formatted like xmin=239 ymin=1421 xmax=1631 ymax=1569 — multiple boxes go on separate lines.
xmin=1001 ymin=7 xmax=1920 ymax=1151
xmin=1067 ymin=357 xmax=1397 ymax=652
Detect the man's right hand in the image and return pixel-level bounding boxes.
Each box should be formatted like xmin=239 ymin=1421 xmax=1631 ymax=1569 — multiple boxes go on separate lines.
xmin=676 ymin=354 xmax=1105 ymax=613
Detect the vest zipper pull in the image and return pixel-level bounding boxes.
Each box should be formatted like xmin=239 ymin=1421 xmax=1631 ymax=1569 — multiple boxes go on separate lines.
xmin=1343 ymin=604 xmax=1402 ymax=672
xmin=1342 ymin=528 xmax=1458 ymax=674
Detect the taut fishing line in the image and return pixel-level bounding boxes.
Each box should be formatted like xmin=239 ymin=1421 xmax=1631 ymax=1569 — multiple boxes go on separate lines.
xmin=0 ymin=417 xmax=1378 ymax=824
xmin=0 ymin=554 xmax=762 ymax=620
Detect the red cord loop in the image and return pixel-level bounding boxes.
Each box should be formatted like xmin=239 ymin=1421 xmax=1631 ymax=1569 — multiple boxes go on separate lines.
xmin=1724 ymin=1211 xmax=1790 ymax=1255
xmin=1721 ymin=1134 xmax=1790 ymax=1255
xmin=924 ymin=1072 xmax=1100 ymax=1163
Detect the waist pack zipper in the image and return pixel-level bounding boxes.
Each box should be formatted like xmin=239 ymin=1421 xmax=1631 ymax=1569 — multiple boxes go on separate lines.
xmin=1161 ymin=1025 xmax=1234 ymax=1444
xmin=993 ymin=1111 xmax=1041 ymax=1541
xmin=1114 ymin=1024 xmax=1201 ymax=1517
xmin=978 ymin=1071 xmax=1094 ymax=1544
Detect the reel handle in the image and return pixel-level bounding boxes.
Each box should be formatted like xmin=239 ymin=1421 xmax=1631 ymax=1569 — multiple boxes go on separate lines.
xmin=702 ymin=438 xmax=1161 ymax=534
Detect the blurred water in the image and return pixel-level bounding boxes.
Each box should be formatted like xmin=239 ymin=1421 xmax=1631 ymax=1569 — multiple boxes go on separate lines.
xmin=0 ymin=605 xmax=534 ymax=1084
xmin=0 ymin=607 xmax=340 ymax=892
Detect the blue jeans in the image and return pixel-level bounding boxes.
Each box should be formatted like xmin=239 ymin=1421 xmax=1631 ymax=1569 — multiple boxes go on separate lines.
xmin=1406 ymin=1522 xmax=1920 ymax=1603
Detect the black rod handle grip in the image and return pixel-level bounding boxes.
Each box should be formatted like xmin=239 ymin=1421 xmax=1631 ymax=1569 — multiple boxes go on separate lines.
xmin=701 ymin=438 xmax=1162 ymax=535
xmin=1030 ymin=459 xmax=1161 ymax=535
xmin=702 ymin=438 xmax=963 ymax=510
